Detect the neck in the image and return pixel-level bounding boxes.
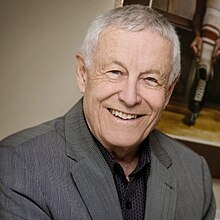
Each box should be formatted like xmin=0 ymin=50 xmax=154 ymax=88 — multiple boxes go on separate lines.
xmin=109 ymin=147 xmax=139 ymax=177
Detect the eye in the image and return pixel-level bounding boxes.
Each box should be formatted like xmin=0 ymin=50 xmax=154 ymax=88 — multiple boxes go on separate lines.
xmin=144 ymin=77 xmax=160 ymax=86
xmin=106 ymin=70 xmax=122 ymax=79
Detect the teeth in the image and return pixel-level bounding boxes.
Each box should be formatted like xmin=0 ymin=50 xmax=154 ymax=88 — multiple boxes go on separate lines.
xmin=109 ymin=109 xmax=138 ymax=120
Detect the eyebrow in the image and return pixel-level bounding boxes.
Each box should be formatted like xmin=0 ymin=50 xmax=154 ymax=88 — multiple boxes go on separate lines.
xmin=111 ymin=60 xmax=126 ymax=68
xmin=100 ymin=60 xmax=124 ymax=70
xmin=140 ymin=69 xmax=161 ymax=75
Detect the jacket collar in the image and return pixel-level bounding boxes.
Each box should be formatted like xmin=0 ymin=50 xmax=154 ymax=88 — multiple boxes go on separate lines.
xmin=149 ymin=130 xmax=173 ymax=168
xmin=64 ymin=98 xmax=123 ymax=220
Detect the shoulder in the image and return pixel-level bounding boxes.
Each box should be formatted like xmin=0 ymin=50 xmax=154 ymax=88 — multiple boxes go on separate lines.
xmin=0 ymin=117 xmax=64 ymax=148
xmin=151 ymin=129 xmax=201 ymax=161
xmin=150 ymin=130 xmax=213 ymax=195
xmin=149 ymin=129 xmax=211 ymax=180
xmin=0 ymin=99 xmax=84 ymax=167
xmin=0 ymin=116 xmax=66 ymax=173
xmin=0 ymin=116 xmax=69 ymax=192
xmin=150 ymin=131 xmax=216 ymax=218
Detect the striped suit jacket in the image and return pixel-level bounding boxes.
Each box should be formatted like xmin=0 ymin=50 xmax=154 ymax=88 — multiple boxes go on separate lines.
xmin=0 ymin=98 xmax=216 ymax=219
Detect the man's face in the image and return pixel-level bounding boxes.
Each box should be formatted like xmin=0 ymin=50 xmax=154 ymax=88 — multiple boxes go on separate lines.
xmin=76 ymin=27 xmax=175 ymax=151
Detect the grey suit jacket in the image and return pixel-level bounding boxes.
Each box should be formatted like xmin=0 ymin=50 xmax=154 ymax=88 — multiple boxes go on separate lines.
xmin=0 ymin=99 xmax=216 ymax=220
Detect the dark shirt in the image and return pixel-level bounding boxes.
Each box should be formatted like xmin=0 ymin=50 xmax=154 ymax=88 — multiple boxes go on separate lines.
xmin=96 ymin=139 xmax=151 ymax=220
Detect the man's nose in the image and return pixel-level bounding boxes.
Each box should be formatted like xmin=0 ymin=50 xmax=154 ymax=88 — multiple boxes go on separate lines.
xmin=118 ymin=80 xmax=142 ymax=106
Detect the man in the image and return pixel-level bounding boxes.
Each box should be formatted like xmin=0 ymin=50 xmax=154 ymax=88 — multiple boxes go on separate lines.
xmin=0 ymin=4 xmax=216 ymax=220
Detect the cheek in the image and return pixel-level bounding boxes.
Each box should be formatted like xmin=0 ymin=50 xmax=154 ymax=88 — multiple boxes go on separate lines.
xmin=87 ymin=78 xmax=121 ymax=102
xmin=142 ymin=89 xmax=167 ymax=111
xmin=83 ymin=80 xmax=114 ymax=118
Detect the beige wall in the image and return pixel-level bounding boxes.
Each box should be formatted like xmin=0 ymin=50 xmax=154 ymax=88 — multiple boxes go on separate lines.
xmin=0 ymin=0 xmax=115 ymax=140
xmin=0 ymin=0 xmax=219 ymax=212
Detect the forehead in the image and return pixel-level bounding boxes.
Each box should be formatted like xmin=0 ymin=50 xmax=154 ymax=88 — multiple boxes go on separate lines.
xmin=93 ymin=27 xmax=172 ymax=73
xmin=96 ymin=26 xmax=172 ymax=50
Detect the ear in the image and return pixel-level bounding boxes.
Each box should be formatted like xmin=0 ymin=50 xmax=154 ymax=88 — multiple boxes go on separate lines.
xmin=75 ymin=53 xmax=87 ymax=93
xmin=163 ymin=78 xmax=179 ymax=109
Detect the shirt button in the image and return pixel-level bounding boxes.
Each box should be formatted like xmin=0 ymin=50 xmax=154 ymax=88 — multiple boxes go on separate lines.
xmin=126 ymin=200 xmax=132 ymax=209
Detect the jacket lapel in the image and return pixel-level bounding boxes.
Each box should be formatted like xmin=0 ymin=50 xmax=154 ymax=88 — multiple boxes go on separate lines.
xmin=64 ymin=99 xmax=123 ymax=220
xmin=145 ymin=131 xmax=177 ymax=220
xmin=70 ymin=156 xmax=123 ymax=220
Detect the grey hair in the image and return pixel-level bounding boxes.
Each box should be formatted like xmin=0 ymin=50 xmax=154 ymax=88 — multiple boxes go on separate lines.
xmin=81 ymin=4 xmax=181 ymax=85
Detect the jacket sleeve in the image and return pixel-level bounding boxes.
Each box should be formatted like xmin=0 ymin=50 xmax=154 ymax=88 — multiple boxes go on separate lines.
xmin=0 ymin=146 xmax=51 ymax=220
xmin=201 ymin=157 xmax=216 ymax=220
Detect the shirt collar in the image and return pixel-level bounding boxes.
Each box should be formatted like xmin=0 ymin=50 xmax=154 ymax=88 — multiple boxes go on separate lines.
xmin=95 ymin=138 xmax=151 ymax=176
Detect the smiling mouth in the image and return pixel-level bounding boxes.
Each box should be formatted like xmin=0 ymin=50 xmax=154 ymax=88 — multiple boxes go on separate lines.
xmin=108 ymin=109 xmax=142 ymax=120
